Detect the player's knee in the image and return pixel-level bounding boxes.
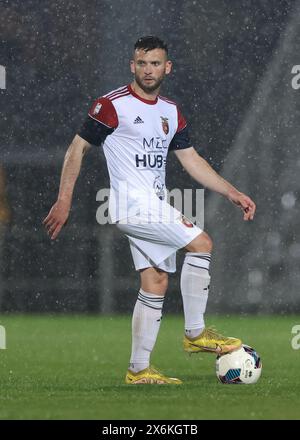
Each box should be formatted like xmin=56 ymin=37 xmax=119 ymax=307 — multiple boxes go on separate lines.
xmin=140 ymin=268 xmax=168 ymax=294
xmin=153 ymin=270 xmax=168 ymax=290
xmin=186 ymin=231 xmax=213 ymax=253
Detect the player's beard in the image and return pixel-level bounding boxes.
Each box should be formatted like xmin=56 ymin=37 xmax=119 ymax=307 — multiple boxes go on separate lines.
xmin=134 ymin=73 xmax=165 ymax=93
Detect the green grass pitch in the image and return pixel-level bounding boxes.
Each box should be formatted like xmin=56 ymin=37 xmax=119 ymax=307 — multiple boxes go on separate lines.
xmin=0 ymin=314 xmax=299 ymax=420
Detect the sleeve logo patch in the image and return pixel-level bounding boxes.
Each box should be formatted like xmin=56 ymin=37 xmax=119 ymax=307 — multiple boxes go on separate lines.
xmin=94 ymin=103 xmax=102 ymax=115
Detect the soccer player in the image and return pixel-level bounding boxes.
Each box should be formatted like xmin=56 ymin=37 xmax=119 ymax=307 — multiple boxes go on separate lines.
xmin=43 ymin=36 xmax=256 ymax=385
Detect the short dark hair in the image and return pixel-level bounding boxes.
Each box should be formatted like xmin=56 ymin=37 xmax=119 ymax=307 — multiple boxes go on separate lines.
xmin=134 ymin=36 xmax=168 ymax=54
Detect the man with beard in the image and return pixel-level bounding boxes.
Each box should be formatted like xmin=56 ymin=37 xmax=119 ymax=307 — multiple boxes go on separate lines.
xmin=44 ymin=36 xmax=256 ymax=384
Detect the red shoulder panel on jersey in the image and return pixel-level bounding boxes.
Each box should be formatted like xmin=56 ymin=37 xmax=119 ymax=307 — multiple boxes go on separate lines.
xmin=176 ymin=106 xmax=187 ymax=132
xmin=88 ymin=97 xmax=119 ymax=128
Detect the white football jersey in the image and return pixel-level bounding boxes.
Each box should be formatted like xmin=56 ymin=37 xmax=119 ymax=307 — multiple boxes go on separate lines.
xmin=79 ymin=84 xmax=190 ymax=222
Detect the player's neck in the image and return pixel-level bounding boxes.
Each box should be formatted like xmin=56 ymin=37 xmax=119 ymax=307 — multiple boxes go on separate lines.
xmin=130 ymin=81 xmax=159 ymax=102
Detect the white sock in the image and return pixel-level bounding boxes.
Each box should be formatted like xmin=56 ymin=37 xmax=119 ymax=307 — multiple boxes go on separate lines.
xmin=180 ymin=252 xmax=211 ymax=339
xmin=129 ymin=288 xmax=164 ymax=373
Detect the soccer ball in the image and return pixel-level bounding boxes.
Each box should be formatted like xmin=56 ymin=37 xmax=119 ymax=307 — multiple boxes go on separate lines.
xmin=216 ymin=344 xmax=262 ymax=384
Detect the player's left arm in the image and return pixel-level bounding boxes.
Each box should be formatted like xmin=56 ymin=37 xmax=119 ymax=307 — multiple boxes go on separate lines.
xmin=174 ymin=146 xmax=256 ymax=221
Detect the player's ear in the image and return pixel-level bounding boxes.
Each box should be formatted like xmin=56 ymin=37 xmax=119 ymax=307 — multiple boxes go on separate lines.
xmin=165 ymin=60 xmax=172 ymax=75
xmin=130 ymin=60 xmax=135 ymax=74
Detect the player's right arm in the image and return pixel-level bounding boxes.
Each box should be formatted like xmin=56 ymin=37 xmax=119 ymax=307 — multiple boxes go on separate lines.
xmin=43 ymin=134 xmax=91 ymax=240
xmin=44 ymin=94 xmax=118 ymax=239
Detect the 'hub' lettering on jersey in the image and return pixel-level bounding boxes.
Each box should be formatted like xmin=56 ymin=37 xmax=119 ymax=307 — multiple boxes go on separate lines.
xmin=135 ymin=154 xmax=166 ymax=169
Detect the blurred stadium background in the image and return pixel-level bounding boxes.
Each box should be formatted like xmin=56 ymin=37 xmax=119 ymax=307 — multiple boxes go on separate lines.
xmin=1 ymin=0 xmax=299 ymax=315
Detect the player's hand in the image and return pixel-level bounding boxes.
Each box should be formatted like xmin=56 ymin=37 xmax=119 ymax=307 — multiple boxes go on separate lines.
xmin=227 ymin=190 xmax=256 ymax=221
xmin=43 ymin=200 xmax=70 ymax=240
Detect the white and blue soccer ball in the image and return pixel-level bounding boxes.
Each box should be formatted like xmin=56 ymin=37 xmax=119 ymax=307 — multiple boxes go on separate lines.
xmin=216 ymin=344 xmax=262 ymax=384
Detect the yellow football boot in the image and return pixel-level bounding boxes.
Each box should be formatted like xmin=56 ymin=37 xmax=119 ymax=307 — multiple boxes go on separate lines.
xmin=125 ymin=366 xmax=182 ymax=385
xmin=184 ymin=327 xmax=242 ymax=354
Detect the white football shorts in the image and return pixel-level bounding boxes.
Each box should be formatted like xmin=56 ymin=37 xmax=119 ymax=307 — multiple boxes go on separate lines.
xmin=116 ymin=205 xmax=202 ymax=273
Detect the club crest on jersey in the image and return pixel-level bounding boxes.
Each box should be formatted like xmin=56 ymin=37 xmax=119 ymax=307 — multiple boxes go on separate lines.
xmin=93 ymin=103 xmax=102 ymax=115
xmin=160 ymin=117 xmax=169 ymax=135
